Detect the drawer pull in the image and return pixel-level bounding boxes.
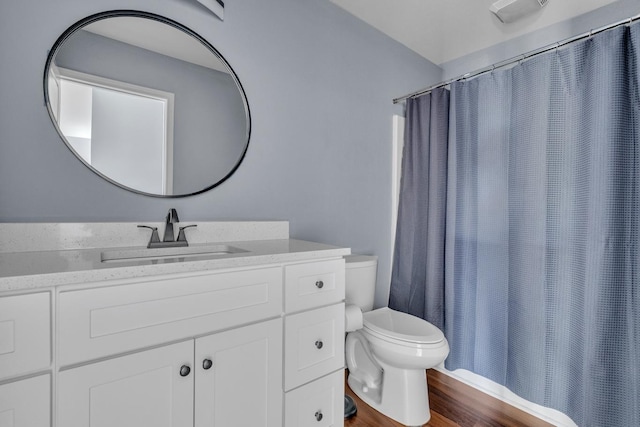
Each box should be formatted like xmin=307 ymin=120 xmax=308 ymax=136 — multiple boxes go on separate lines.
xmin=315 ymin=410 xmax=323 ymax=422
xmin=315 ymin=340 xmax=323 ymax=350
xmin=179 ymin=364 xmax=191 ymax=377
xmin=202 ymin=359 xmax=213 ymax=370
xmin=315 ymin=280 xmax=324 ymax=289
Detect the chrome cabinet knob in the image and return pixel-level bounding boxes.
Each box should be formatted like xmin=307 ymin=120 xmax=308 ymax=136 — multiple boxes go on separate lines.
xmin=315 ymin=340 xmax=323 ymax=350
xmin=315 ymin=280 xmax=324 ymax=289
xmin=315 ymin=411 xmax=323 ymax=421
xmin=202 ymin=359 xmax=213 ymax=370
xmin=179 ymin=364 xmax=191 ymax=377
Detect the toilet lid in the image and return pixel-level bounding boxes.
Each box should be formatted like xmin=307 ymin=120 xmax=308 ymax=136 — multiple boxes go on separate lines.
xmin=363 ymin=307 xmax=444 ymax=344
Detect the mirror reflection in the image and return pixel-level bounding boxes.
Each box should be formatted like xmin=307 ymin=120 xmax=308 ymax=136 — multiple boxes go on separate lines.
xmin=45 ymin=11 xmax=250 ymax=197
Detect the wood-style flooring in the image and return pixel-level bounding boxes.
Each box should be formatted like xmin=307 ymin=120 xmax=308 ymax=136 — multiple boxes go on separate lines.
xmin=344 ymin=369 xmax=555 ymax=427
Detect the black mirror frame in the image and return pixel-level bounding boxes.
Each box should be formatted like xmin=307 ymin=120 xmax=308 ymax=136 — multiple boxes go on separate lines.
xmin=43 ymin=10 xmax=251 ymax=198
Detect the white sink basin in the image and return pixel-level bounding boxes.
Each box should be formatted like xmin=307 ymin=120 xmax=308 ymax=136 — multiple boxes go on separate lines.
xmin=101 ymin=244 xmax=248 ymax=263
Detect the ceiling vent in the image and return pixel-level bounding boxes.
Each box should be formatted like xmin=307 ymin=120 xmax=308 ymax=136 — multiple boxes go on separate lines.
xmin=490 ymin=0 xmax=548 ymax=24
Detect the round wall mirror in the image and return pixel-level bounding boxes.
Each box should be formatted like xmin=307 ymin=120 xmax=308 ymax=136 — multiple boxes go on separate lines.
xmin=44 ymin=10 xmax=251 ymax=197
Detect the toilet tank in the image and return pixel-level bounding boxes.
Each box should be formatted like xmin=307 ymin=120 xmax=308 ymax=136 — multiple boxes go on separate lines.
xmin=344 ymin=255 xmax=378 ymax=312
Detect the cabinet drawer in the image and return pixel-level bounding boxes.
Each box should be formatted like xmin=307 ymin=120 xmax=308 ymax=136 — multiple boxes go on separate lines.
xmin=0 ymin=374 xmax=50 ymax=427
xmin=284 ymin=370 xmax=344 ymax=427
xmin=284 ymin=303 xmax=344 ymax=391
xmin=0 ymin=292 xmax=50 ymax=379
xmin=58 ymin=267 xmax=282 ymax=366
xmin=284 ymin=259 xmax=345 ymax=313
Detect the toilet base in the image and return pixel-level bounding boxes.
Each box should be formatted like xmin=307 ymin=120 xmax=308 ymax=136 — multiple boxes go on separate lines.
xmin=347 ymin=364 xmax=431 ymax=426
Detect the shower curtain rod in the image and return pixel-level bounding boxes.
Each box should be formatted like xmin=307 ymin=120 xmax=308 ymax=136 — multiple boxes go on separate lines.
xmin=392 ymin=12 xmax=640 ymax=104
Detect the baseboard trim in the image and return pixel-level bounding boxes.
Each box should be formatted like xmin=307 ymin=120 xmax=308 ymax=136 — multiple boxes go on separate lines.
xmin=434 ymin=366 xmax=577 ymax=427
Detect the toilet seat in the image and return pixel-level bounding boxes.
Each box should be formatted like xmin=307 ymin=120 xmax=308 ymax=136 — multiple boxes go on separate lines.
xmin=363 ymin=307 xmax=444 ymax=345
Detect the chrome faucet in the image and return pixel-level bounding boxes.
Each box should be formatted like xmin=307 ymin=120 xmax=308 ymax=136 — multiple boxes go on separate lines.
xmin=138 ymin=208 xmax=197 ymax=248
xmin=163 ymin=208 xmax=179 ymax=243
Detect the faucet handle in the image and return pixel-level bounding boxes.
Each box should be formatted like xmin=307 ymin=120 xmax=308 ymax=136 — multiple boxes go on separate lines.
xmin=138 ymin=225 xmax=161 ymax=248
xmin=177 ymin=225 xmax=197 ymax=243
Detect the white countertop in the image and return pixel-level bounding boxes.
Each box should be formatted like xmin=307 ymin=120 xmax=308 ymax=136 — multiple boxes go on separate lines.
xmin=0 ymin=239 xmax=351 ymax=293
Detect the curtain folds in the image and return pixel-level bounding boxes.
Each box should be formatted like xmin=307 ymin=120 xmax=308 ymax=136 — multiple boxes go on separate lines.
xmin=389 ymin=88 xmax=449 ymax=330
xmin=390 ymin=23 xmax=640 ymax=426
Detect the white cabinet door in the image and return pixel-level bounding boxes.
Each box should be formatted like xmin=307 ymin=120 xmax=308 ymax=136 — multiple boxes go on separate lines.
xmin=0 ymin=374 xmax=50 ymax=427
xmin=58 ymin=341 xmax=193 ymax=427
xmin=195 ymin=318 xmax=283 ymax=427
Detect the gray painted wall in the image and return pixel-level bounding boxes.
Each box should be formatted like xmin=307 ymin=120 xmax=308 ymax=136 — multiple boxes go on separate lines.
xmin=0 ymin=0 xmax=442 ymax=308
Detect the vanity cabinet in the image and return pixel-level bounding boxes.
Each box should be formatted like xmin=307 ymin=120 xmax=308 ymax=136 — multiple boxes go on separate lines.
xmin=0 ymin=375 xmax=50 ymax=427
xmin=58 ymin=319 xmax=282 ymax=427
xmin=194 ymin=318 xmax=283 ymax=427
xmin=0 ymin=293 xmax=51 ymax=427
xmin=284 ymin=303 xmax=345 ymax=390
xmin=57 ymin=267 xmax=282 ymax=366
xmin=0 ymin=292 xmax=50 ymax=379
xmin=58 ymin=341 xmax=194 ymax=427
xmin=284 ymin=370 xmax=344 ymax=427
xmin=283 ymin=260 xmax=345 ymax=427
xmin=56 ymin=266 xmax=284 ymax=427
xmin=1 ymin=250 xmax=346 ymax=427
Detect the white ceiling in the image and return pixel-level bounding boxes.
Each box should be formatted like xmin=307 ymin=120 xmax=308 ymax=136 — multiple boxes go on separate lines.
xmin=84 ymin=17 xmax=229 ymax=73
xmin=330 ymin=0 xmax=619 ymax=65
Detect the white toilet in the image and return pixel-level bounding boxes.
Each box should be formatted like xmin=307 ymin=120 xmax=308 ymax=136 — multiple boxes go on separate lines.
xmin=344 ymin=255 xmax=449 ymax=426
